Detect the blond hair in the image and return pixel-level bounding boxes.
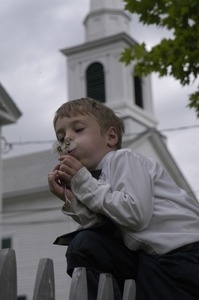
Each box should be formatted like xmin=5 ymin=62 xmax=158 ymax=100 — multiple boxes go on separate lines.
xmin=54 ymin=97 xmax=125 ymax=149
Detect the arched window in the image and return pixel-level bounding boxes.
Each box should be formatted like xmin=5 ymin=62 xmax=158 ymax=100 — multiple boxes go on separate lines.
xmin=86 ymin=62 xmax=106 ymax=103
xmin=134 ymin=76 xmax=144 ymax=108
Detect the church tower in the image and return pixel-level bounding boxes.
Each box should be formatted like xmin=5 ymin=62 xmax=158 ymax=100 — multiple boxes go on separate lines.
xmin=61 ymin=0 xmax=157 ymax=142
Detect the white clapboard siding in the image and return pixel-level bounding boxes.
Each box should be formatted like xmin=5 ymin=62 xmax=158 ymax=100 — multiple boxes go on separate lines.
xmin=2 ymin=192 xmax=77 ymax=300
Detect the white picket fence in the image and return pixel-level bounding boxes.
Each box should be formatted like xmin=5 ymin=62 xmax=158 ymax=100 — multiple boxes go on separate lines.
xmin=69 ymin=267 xmax=136 ymax=300
xmin=0 ymin=249 xmax=136 ymax=300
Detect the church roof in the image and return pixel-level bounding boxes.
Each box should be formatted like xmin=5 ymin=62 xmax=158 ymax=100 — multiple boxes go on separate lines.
xmin=3 ymin=149 xmax=56 ymax=198
xmin=61 ymin=32 xmax=137 ymax=56
xmin=0 ymin=83 xmax=22 ymax=126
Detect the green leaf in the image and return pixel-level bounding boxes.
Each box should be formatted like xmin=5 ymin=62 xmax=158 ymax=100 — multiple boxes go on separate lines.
xmin=122 ymin=0 xmax=199 ymax=117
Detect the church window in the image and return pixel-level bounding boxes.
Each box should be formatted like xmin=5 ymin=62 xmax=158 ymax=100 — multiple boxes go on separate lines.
xmin=86 ymin=62 xmax=106 ymax=103
xmin=1 ymin=237 xmax=12 ymax=249
xmin=134 ymin=76 xmax=144 ymax=108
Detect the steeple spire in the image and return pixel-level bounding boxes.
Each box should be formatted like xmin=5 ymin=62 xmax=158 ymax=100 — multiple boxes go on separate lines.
xmin=90 ymin=0 xmax=124 ymax=11
xmin=84 ymin=0 xmax=131 ymax=41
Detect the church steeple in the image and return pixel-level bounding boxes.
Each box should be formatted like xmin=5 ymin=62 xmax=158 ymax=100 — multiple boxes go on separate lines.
xmin=90 ymin=0 xmax=124 ymax=10
xmin=61 ymin=0 xmax=157 ymax=142
xmin=84 ymin=0 xmax=131 ymax=41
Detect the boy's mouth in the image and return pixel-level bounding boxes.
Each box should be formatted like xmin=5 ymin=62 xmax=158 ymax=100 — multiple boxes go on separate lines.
xmin=63 ymin=147 xmax=76 ymax=155
xmin=66 ymin=141 xmax=76 ymax=154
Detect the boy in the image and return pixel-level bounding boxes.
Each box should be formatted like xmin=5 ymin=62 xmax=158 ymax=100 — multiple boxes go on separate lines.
xmin=48 ymin=97 xmax=199 ymax=300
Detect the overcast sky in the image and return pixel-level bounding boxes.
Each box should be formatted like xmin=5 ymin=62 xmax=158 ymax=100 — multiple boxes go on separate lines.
xmin=0 ymin=0 xmax=198 ymax=198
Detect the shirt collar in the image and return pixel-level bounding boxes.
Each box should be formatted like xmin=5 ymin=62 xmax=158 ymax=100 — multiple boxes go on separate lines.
xmin=96 ymin=150 xmax=116 ymax=170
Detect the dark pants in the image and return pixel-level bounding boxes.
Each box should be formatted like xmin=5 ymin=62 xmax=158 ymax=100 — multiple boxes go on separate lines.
xmin=66 ymin=230 xmax=199 ymax=300
xmin=136 ymin=245 xmax=199 ymax=300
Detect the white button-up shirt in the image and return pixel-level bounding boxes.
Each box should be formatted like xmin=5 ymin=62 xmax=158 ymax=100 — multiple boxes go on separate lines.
xmin=64 ymin=148 xmax=199 ymax=254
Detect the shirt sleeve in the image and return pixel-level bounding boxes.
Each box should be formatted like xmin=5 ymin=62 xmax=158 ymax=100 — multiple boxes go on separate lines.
xmin=61 ymin=194 xmax=104 ymax=227
xmin=70 ymin=151 xmax=154 ymax=230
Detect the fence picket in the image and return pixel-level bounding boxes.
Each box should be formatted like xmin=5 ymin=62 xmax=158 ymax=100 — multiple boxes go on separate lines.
xmin=123 ymin=279 xmax=136 ymax=300
xmin=97 ymin=273 xmax=114 ymax=300
xmin=0 ymin=250 xmax=136 ymax=300
xmin=69 ymin=267 xmax=88 ymax=300
xmin=0 ymin=249 xmax=17 ymax=300
xmin=33 ymin=258 xmax=55 ymax=300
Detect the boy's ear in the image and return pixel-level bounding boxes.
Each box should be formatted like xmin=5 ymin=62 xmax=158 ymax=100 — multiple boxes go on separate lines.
xmin=106 ymin=127 xmax=118 ymax=147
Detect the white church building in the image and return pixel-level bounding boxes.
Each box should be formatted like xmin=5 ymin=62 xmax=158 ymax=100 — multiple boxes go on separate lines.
xmin=1 ymin=1 xmax=197 ymax=299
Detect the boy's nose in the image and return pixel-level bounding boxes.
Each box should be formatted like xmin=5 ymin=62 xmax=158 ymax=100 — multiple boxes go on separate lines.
xmin=64 ymin=136 xmax=74 ymax=143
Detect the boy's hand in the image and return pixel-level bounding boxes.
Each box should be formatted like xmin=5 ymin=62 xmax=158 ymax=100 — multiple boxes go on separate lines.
xmin=48 ymin=156 xmax=83 ymax=202
xmin=48 ymin=164 xmax=67 ymax=201
xmin=58 ymin=155 xmax=83 ymax=184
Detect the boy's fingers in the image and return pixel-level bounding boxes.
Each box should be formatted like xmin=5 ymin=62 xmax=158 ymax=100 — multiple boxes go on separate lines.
xmin=53 ymin=164 xmax=60 ymax=171
xmin=59 ymin=155 xmax=80 ymax=166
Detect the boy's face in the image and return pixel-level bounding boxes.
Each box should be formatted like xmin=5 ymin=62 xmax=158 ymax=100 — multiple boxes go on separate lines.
xmin=55 ymin=114 xmax=117 ymax=171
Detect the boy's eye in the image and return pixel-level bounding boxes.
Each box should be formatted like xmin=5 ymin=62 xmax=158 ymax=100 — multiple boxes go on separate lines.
xmin=75 ymin=127 xmax=85 ymax=133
